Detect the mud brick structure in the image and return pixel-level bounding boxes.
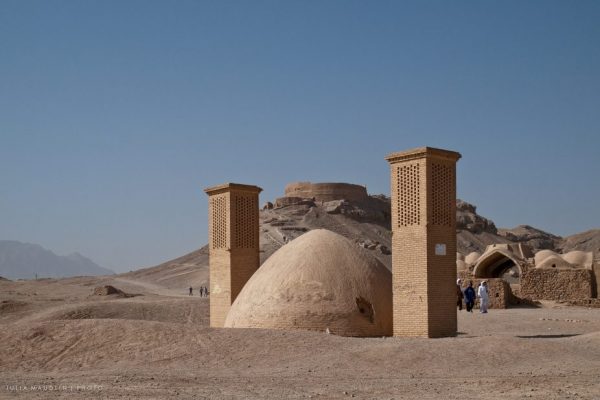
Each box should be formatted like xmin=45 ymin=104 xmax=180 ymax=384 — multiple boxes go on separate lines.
xmin=284 ymin=182 xmax=368 ymax=203
xmin=521 ymin=269 xmax=594 ymax=301
xmin=204 ymin=183 xmax=262 ymax=328
xmin=456 ymin=273 xmax=512 ymax=309
xmin=386 ymin=147 xmax=461 ymax=338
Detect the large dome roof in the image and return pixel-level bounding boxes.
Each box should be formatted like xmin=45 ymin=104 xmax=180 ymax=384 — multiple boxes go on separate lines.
xmin=562 ymin=251 xmax=593 ymax=268
xmin=224 ymin=229 xmax=392 ymax=337
xmin=536 ymin=254 xmax=574 ymax=270
xmin=534 ymin=249 xmax=557 ymax=266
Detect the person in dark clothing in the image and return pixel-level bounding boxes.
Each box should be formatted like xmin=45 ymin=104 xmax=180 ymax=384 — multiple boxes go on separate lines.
xmin=463 ymin=281 xmax=476 ymax=313
xmin=456 ymin=279 xmax=464 ymax=311
xmin=189 ymin=286 xmax=193 ymax=296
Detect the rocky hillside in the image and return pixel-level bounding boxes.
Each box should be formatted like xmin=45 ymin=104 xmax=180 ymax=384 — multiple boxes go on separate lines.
xmin=129 ymin=183 xmax=598 ymax=284
xmin=121 ymin=246 xmax=209 ymax=289
xmin=0 ymin=241 xmax=113 ymax=280
xmin=559 ymin=229 xmax=600 ymax=255
xmin=497 ymin=225 xmax=562 ymax=251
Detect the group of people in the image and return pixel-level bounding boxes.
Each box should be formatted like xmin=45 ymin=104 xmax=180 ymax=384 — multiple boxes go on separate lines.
xmin=456 ymin=279 xmax=489 ymax=313
xmin=189 ymin=286 xmax=209 ymax=297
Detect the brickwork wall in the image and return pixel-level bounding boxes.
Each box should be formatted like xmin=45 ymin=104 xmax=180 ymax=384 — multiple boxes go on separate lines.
xmin=230 ymin=250 xmax=260 ymax=303
xmin=229 ymin=311 xmax=390 ymax=337
xmin=205 ymin=183 xmax=261 ymax=328
xmin=209 ymin=192 xmax=230 ymax=250
xmin=521 ymin=269 xmax=593 ymax=301
xmin=387 ymin=147 xmax=460 ymax=338
xmin=392 ymin=226 xmax=429 ymax=337
xmin=425 ymin=157 xmax=457 ymax=337
xmin=209 ymin=250 xmax=231 ymax=327
xmin=427 ymin=225 xmax=458 ymax=335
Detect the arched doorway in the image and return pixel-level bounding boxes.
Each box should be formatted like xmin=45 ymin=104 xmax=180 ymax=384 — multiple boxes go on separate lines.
xmin=473 ymin=250 xmax=523 ymax=284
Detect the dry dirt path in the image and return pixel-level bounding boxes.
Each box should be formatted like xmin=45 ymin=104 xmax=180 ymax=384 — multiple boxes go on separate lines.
xmin=112 ymin=277 xmax=190 ymax=297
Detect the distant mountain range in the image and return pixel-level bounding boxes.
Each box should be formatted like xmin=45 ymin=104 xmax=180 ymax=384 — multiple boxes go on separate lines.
xmin=0 ymin=241 xmax=114 ymax=280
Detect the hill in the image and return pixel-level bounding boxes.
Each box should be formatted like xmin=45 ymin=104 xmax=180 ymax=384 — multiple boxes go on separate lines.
xmin=127 ymin=182 xmax=599 ymax=286
xmin=121 ymin=246 xmax=209 ymax=289
xmin=0 ymin=240 xmax=113 ymax=280
xmin=559 ymin=229 xmax=600 ymax=255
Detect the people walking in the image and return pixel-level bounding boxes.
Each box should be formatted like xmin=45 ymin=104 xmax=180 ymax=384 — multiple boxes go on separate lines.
xmin=456 ymin=279 xmax=464 ymax=311
xmin=198 ymin=286 xmax=208 ymax=297
xmin=478 ymin=281 xmax=489 ymax=313
xmin=464 ymin=281 xmax=476 ymax=312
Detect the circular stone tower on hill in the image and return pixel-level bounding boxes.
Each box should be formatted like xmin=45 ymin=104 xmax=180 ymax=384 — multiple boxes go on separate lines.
xmin=284 ymin=182 xmax=368 ymax=202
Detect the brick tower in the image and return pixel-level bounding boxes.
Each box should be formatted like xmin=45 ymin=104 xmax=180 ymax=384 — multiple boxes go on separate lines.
xmin=204 ymin=183 xmax=262 ymax=328
xmin=385 ymin=147 xmax=461 ymax=338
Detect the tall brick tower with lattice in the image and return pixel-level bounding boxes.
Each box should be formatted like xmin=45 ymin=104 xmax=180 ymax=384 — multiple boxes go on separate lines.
xmin=385 ymin=147 xmax=461 ymax=338
xmin=204 ymin=183 xmax=262 ymax=328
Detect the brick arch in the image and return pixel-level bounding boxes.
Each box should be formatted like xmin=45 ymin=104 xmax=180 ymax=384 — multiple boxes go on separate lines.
xmin=473 ymin=249 xmax=523 ymax=279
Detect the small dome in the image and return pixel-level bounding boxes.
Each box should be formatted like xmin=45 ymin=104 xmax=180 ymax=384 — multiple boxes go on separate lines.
xmin=562 ymin=251 xmax=593 ymax=268
xmin=456 ymin=252 xmax=465 ymax=261
xmin=465 ymin=252 xmax=481 ymax=265
xmin=536 ymin=255 xmax=574 ymax=270
xmin=534 ymin=249 xmax=558 ymax=266
xmin=224 ymin=229 xmax=392 ymax=337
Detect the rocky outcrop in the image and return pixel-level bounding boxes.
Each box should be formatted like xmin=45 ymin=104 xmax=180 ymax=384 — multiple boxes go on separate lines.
xmin=93 ymin=285 xmax=130 ymax=297
xmin=272 ymin=185 xmax=592 ymax=258
xmin=456 ymin=200 xmax=497 ymax=234
xmin=497 ymin=225 xmax=561 ymax=251
xmin=274 ymin=197 xmax=315 ymax=209
xmin=559 ymin=229 xmax=600 ymax=258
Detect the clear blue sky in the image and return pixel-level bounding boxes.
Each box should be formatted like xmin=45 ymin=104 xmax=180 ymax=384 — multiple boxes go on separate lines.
xmin=1 ymin=1 xmax=599 ymax=272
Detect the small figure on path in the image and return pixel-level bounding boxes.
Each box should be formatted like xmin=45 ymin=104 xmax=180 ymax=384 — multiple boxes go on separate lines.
xmin=189 ymin=286 xmax=193 ymax=296
xmin=456 ymin=279 xmax=464 ymax=311
xmin=478 ymin=281 xmax=489 ymax=313
xmin=464 ymin=281 xmax=476 ymax=313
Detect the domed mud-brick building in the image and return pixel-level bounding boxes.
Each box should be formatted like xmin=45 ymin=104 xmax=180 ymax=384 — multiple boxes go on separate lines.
xmin=225 ymin=229 xmax=392 ymax=337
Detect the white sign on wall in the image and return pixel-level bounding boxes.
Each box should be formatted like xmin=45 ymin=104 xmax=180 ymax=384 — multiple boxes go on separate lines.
xmin=435 ymin=243 xmax=447 ymax=256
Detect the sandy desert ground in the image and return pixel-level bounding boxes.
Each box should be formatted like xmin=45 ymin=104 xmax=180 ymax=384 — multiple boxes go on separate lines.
xmin=1 ymin=275 xmax=600 ymax=400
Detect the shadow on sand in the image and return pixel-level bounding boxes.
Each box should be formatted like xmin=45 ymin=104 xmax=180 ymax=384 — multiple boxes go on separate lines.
xmin=516 ymin=334 xmax=581 ymax=339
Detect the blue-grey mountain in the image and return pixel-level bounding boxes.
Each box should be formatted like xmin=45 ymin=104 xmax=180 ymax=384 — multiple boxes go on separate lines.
xmin=0 ymin=241 xmax=113 ymax=280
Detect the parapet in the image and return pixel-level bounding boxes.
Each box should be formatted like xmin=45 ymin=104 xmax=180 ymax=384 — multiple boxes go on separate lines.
xmin=284 ymin=182 xmax=368 ymax=203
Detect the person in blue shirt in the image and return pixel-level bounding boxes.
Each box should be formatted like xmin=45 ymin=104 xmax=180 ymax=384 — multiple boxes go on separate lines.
xmin=463 ymin=281 xmax=476 ymax=313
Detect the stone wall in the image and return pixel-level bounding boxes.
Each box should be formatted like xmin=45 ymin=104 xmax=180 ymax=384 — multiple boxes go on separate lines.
xmin=273 ymin=196 xmax=315 ymax=208
xmin=284 ymin=182 xmax=368 ymax=203
xmin=457 ymin=272 xmax=511 ymax=309
xmin=520 ymin=269 xmax=593 ymax=301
